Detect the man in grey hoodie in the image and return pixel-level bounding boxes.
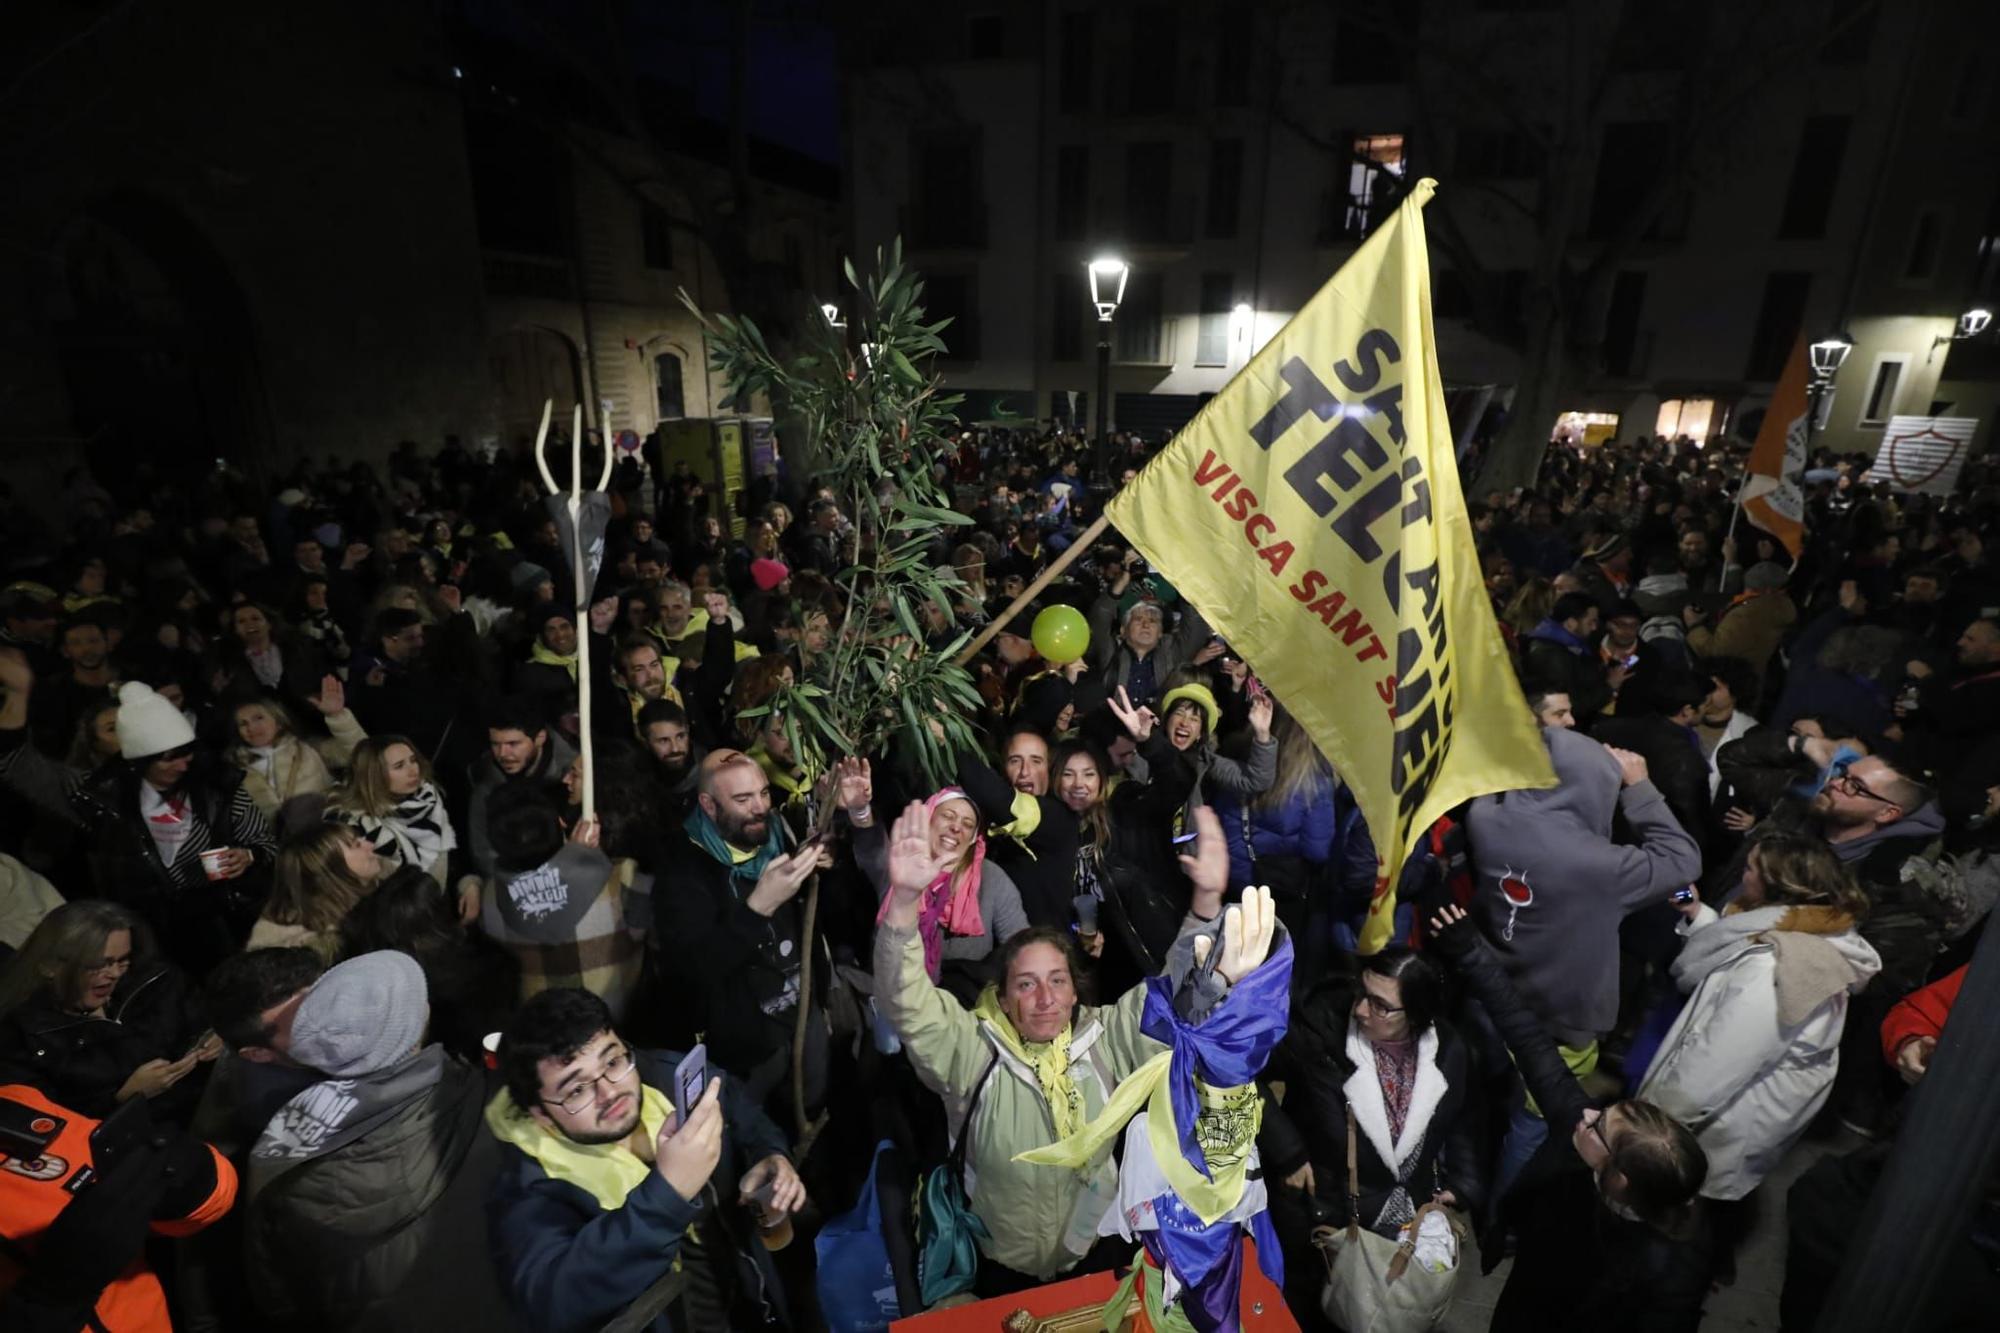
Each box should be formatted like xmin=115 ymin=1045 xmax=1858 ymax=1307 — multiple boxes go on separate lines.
xmin=1467 ymin=725 xmax=1704 ymax=1193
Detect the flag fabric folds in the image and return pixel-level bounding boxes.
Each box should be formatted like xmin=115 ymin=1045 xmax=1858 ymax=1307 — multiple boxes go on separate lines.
xmin=1104 ymin=178 xmax=1553 ymax=952
xmin=1741 ymin=336 xmax=1809 ymax=558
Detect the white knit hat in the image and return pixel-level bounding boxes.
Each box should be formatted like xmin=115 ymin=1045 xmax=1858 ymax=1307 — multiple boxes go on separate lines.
xmin=115 ymin=681 xmax=195 ymax=759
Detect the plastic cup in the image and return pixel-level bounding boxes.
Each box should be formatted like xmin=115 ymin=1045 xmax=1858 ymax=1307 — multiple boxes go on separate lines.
xmin=1073 ymin=893 xmax=1100 ymax=935
xmin=747 ymin=1178 xmax=794 ymax=1251
xmin=200 ymin=848 xmax=231 ymax=881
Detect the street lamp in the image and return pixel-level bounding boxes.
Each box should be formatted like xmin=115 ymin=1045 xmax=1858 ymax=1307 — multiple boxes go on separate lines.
xmin=1804 ymin=332 xmax=1853 ymax=456
xmin=820 ymin=302 xmax=845 ymax=330
xmin=1931 ymin=307 xmax=1992 ymax=357
xmin=1087 ymin=257 xmax=1129 ymax=483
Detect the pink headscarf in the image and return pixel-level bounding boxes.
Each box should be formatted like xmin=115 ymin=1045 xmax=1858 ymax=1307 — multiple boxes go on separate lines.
xmin=876 ymin=787 xmax=987 ymax=979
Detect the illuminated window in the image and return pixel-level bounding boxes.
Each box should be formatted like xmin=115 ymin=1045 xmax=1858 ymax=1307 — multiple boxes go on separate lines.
xmin=1343 ymin=134 xmax=1405 ymax=239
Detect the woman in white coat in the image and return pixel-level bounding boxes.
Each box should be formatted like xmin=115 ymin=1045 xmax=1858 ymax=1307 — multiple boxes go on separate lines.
xmin=226 ymin=676 xmax=366 ymax=817
xmin=1638 ymin=831 xmax=1879 ymax=1271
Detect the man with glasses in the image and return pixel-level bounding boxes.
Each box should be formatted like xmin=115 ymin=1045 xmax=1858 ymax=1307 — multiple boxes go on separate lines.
xmin=487 ymin=987 xmax=803 ymax=1332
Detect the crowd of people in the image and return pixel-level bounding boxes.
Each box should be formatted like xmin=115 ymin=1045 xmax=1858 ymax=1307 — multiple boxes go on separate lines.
xmin=0 ymin=419 xmax=1995 ymax=1332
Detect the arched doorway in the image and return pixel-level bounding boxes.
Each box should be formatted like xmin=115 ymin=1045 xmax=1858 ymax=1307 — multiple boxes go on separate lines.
xmin=45 ymin=194 xmax=273 ymax=490
xmin=489 ymin=326 xmax=583 ymax=447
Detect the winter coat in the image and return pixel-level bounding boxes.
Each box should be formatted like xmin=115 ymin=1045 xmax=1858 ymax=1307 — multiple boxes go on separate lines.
xmin=0 ymin=852 xmax=62 ymax=952
xmin=1086 ymin=594 xmax=1210 ymax=704
xmin=230 ymin=709 xmax=366 ymax=815
xmin=874 ymin=917 xmax=1182 ymax=1279
xmin=953 ymin=753 xmax=1085 ymax=930
xmin=463 ymin=732 xmax=578 ymax=876
xmin=1591 ymin=713 xmax=1713 ymax=851
xmin=1212 ymin=772 xmax=1338 ymax=895
xmin=245 ymin=1053 xmax=523 ymax=1331
xmin=1467 ymin=726 xmax=1702 ymax=1046
xmin=485 ymin=1050 xmax=791 ymax=1333
xmin=1435 ymin=926 xmax=1712 ymax=1333
xmin=1638 ymin=903 xmax=1880 ymax=1200
xmin=1258 ymin=980 xmax=1486 ymax=1237
xmin=1688 ymin=590 xmax=1797 ymax=693
xmin=1138 ymin=727 xmax=1277 ymax=825
xmin=0 ymin=959 xmax=205 ymax=1120
xmin=1880 ymin=962 xmax=1965 ymax=1065
xmin=0 ymin=727 xmax=275 ymax=969
xmin=1700 ymin=709 xmax=1756 ymax=797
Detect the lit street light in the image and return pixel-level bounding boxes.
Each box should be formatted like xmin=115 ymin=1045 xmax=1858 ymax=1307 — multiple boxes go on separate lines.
xmin=1805 ymin=331 xmax=1853 ymax=458
xmin=1088 ymin=257 xmax=1129 ymax=483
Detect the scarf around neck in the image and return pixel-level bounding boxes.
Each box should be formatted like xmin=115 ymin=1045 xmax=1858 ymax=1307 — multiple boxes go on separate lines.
xmin=484 ymin=1079 xmax=673 ymax=1211
xmin=972 ymin=987 xmax=1082 ymax=1142
xmin=873 ymin=788 xmax=987 ymax=979
xmin=340 ymin=781 xmax=455 ymax=872
xmin=684 ymin=804 xmax=785 ymax=886
xmin=530 ymin=639 xmax=578 ymax=682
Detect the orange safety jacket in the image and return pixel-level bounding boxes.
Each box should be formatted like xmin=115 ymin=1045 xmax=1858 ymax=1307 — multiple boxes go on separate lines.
xmin=0 ymin=1083 xmax=237 ymax=1332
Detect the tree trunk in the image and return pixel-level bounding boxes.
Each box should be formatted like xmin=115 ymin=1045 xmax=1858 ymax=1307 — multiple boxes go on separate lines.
xmin=1475 ymin=305 xmax=1566 ymax=498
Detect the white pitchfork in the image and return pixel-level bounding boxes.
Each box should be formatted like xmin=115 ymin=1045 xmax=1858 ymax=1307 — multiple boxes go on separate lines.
xmin=532 ymin=399 xmax=612 ymax=820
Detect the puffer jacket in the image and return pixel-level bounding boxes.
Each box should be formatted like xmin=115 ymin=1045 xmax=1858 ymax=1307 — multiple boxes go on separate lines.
xmin=244 ymin=1052 xmax=522 ymax=1331
xmin=1639 ymin=902 xmax=1880 ymax=1200
xmin=1212 ymin=774 xmax=1339 ymax=895
xmin=0 ymin=959 xmax=205 ymax=1120
xmin=874 ymin=919 xmax=1177 ymax=1280
xmin=230 ymin=708 xmax=366 ymax=815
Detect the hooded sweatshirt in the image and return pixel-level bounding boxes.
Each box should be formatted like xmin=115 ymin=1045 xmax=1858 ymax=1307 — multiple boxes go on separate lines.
xmin=480 ymin=843 xmax=649 ymax=1023
xmin=1639 ymin=903 xmax=1880 ymax=1199
xmin=1467 ymin=726 xmax=1703 ymax=1046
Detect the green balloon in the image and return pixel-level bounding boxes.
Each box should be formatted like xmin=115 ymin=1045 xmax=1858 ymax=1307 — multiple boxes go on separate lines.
xmin=1031 ymin=604 xmax=1091 ymax=665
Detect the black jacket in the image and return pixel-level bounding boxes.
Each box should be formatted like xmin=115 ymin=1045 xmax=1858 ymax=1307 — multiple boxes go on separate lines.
xmin=0 ymin=960 xmax=205 ymax=1120
xmin=1258 ymin=977 xmax=1487 ymax=1236
xmin=1592 ymin=714 xmax=1712 ymax=851
xmin=1435 ymin=924 xmax=1711 ymax=1333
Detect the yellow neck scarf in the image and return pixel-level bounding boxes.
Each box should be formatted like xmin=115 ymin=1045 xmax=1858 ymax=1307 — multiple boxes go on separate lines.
xmin=530 ymin=639 xmax=578 ymax=682
xmin=483 ymin=1084 xmax=673 ymax=1211
xmin=972 ymin=988 xmax=1083 ymax=1142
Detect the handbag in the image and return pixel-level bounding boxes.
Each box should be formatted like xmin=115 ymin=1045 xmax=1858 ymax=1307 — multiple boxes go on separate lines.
xmin=816 ymin=1140 xmax=906 ymax=1333
xmin=1310 ymin=1105 xmax=1464 ymax=1333
xmin=916 ymin=1055 xmax=999 ymax=1307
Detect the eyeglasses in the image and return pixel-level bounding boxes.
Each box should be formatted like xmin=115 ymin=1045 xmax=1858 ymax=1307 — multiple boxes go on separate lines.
xmin=1357 ymin=991 xmax=1404 ymax=1017
xmin=541 ymin=1045 xmax=636 ymax=1115
xmin=87 ymin=953 xmax=134 ymax=977
xmin=1586 ymin=1109 xmax=1615 ymax=1155
xmin=1831 ymin=769 xmax=1891 ymax=805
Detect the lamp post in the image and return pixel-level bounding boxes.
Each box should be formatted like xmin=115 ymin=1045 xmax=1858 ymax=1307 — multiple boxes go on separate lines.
xmin=1088 ymin=257 xmax=1129 ymax=483
xmin=1804 ymin=332 xmax=1854 ymax=459
xmin=1929 ymin=307 xmax=1993 ymax=360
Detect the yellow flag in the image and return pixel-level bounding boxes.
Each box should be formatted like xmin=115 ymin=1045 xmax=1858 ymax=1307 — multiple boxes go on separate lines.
xmin=1106 ymin=179 xmax=1554 ymax=953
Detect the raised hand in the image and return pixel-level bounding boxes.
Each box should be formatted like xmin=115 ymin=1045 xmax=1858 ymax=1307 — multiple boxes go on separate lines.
xmin=1108 ymin=686 xmax=1156 ymax=741
xmin=1176 ymin=806 xmax=1229 ymax=915
xmin=1248 ymin=693 xmax=1275 ymax=741
xmin=746 ymin=845 xmax=818 ymax=917
xmin=311 ymin=673 xmax=346 ymax=715
xmin=883 ymin=801 xmax=948 ymax=924
xmin=1426 ymin=903 xmax=1476 ymax=959
xmin=1212 ymin=884 xmax=1275 ymax=984
xmin=704 ymin=590 xmax=731 ymax=623
xmin=832 ymin=757 xmax=873 ymax=816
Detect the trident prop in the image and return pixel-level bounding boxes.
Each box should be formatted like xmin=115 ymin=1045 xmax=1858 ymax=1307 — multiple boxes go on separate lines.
xmin=533 ymin=399 xmax=613 ymax=820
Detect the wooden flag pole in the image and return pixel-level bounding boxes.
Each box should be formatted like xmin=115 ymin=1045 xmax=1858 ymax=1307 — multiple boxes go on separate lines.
xmin=953 ymin=512 xmax=1112 ymax=666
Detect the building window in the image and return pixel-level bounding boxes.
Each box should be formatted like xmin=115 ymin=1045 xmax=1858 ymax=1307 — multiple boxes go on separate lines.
xmin=641 ymin=206 xmax=675 ymax=271
xmin=1055 ymin=145 xmax=1089 ymax=241
xmin=911 ymin=130 xmax=986 ymax=248
xmin=1126 ymin=141 xmax=1173 ymax=242
xmin=1455 ymin=129 xmax=1546 ymax=181
xmin=655 ymin=354 xmax=685 ymax=420
xmin=1214 ymin=16 xmax=1250 ymax=108
xmin=1776 ymin=116 xmax=1849 ymax=240
xmin=1115 ymin=271 xmax=1164 ymax=363
xmin=1206 ymin=138 xmax=1243 ymax=239
xmin=1602 ymin=270 xmax=1648 ymax=377
xmin=1860 ymin=356 xmax=1906 ymax=427
xmin=1052 ymin=272 xmax=1085 ymax=361
xmin=1342 ymin=134 xmax=1404 ymax=240
xmin=966 ymin=13 xmax=1004 ymax=59
xmin=1588 ymin=122 xmax=1671 ymax=239
xmin=1059 ymin=10 xmax=1093 ymax=113
xmin=1196 ymin=272 xmax=1234 ymax=367
xmin=1905 ymin=211 xmax=1944 ymax=283
xmin=1744 ymin=271 xmax=1811 ymax=381
xmin=927 ymin=273 xmax=979 ymax=359
xmin=1127 ymin=5 xmax=1179 ymax=114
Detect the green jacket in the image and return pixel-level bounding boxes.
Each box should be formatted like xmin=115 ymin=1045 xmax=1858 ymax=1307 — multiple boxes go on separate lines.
xmin=875 ymin=921 xmax=1164 ymax=1279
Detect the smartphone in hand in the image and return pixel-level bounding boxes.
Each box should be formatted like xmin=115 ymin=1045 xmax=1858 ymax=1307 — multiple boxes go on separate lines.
xmin=672 ymin=1044 xmax=708 ymax=1128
